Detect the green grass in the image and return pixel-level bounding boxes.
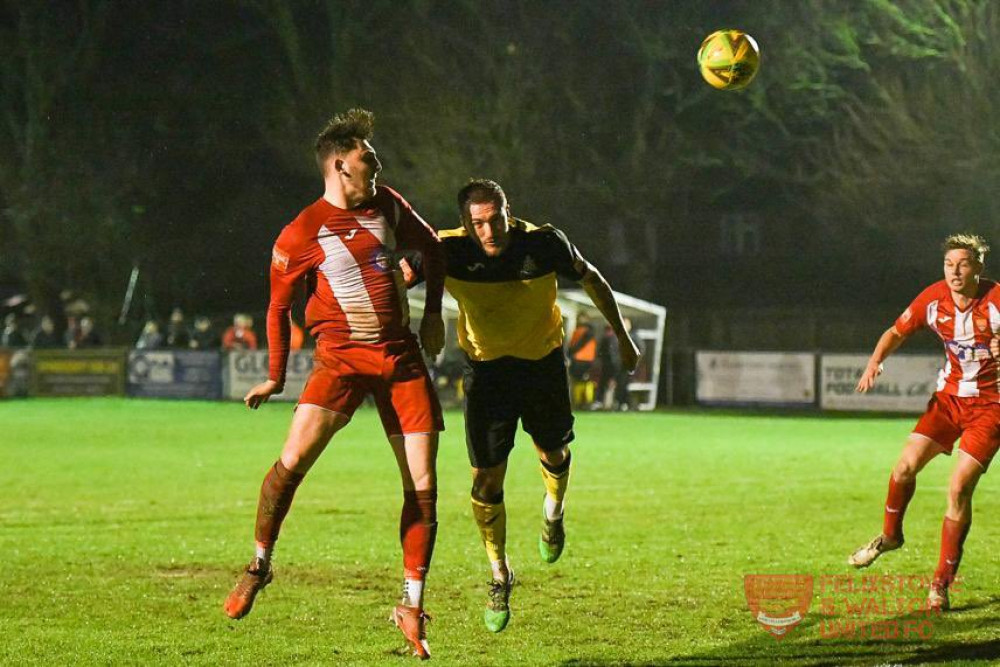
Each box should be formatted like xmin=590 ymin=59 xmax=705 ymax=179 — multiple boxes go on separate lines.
xmin=4 ymin=399 xmax=1000 ymax=665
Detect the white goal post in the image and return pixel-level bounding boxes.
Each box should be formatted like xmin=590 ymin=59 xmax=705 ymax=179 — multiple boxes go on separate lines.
xmin=406 ymin=285 xmax=666 ymax=410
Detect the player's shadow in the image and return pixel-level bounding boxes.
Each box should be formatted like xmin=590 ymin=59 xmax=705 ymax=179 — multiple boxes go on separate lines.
xmin=942 ymin=593 xmax=1000 ymax=613
xmin=895 ymin=638 xmax=1000 ymax=663
xmin=558 ymin=597 xmax=1000 ymax=667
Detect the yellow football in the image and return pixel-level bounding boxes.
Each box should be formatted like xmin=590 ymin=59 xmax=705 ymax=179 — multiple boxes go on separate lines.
xmin=697 ymin=30 xmax=760 ymax=91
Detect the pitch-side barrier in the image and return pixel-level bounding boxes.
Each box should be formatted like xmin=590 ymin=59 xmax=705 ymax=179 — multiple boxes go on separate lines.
xmin=694 ymin=350 xmax=941 ymax=412
xmin=0 ymin=348 xmax=315 ymax=401
xmin=0 ymin=348 xmax=944 ymax=412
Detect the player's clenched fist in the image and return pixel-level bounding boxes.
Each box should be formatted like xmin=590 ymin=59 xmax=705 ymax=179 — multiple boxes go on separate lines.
xmin=419 ymin=312 xmax=444 ymax=357
xmin=619 ymin=337 xmax=641 ymax=374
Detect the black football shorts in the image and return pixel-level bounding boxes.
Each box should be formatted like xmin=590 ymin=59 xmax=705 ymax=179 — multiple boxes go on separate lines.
xmin=462 ymin=347 xmax=575 ymax=469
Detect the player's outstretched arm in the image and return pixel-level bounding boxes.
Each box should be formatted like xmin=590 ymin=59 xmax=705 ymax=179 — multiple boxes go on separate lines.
xmin=856 ymin=326 xmax=908 ymax=393
xmin=244 ymin=379 xmax=283 ymax=410
xmin=577 ymin=261 xmax=641 ymax=373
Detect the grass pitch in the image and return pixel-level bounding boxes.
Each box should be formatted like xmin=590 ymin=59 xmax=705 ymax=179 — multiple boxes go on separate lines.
xmin=4 ymin=399 xmax=1000 ymax=666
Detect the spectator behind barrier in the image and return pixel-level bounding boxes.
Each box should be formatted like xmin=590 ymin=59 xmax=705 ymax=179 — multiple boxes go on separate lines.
xmin=167 ymin=307 xmax=191 ymax=348
xmin=136 ymin=320 xmax=164 ymax=350
xmin=64 ymin=315 xmax=80 ymax=348
xmin=567 ymin=312 xmax=597 ymax=406
xmin=190 ymin=316 xmax=220 ymax=349
xmin=31 ymin=315 xmax=62 ymax=349
xmin=1 ymin=313 xmax=29 ymax=348
xmin=74 ymin=316 xmax=103 ymax=348
xmin=222 ymin=313 xmax=258 ymax=350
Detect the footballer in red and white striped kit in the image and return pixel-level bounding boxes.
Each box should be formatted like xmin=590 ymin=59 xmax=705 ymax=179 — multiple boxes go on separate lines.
xmin=849 ymin=234 xmax=1000 ymax=612
xmin=224 ymin=109 xmax=443 ymax=660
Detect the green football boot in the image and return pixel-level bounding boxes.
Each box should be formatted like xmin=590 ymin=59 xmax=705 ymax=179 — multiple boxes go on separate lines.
xmin=484 ymin=570 xmax=515 ymax=633
xmin=539 ymin=512 xmax=565 ymax=563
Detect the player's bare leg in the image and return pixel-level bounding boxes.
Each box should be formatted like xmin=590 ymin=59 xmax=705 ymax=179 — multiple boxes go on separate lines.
xmin=388 ymin=432 xmax=438 ymax=659
xmin=536 ymin=443 xmax=570 ymax=563
xmin=929 ymin=452 xmax=982 ymax=611
xmin=224 ymin=405 xmax=348 ymax=620
xmin=849 ymin=434 xmax=944 ymax=568
xmin=471 ymin=461 xmax=515 ymax=632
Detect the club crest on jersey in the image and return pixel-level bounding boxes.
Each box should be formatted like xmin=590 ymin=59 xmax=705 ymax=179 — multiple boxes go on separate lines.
xmin=975 ymin=318 xmax=988 ymax=333
xmin=271 ymin=247 xmax=290 ymax=272
xmin=371 ymin=249 xmax=392 ymax=273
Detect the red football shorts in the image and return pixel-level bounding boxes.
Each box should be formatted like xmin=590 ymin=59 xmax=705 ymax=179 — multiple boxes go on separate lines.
xmin=298 ymin=334 xmax=444 ymax=436
xmin=913 ymin=391 xmax=1000 ymax=470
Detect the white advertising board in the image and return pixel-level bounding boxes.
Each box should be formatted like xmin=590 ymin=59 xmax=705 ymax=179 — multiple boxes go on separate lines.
xmin=225 ymin=350 xmax=314 ymax=401
xmin=696 ymin=351 xmax=815 ymax=405
xmin=820 ymin=354 xmax=941 ymax=412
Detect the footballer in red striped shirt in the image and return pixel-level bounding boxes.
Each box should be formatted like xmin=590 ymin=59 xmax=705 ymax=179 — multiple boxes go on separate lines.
xmin=224 ymin=109 xmax=441 ymax=660
xmin=849 ymin=234 xmax=1000 ymax=614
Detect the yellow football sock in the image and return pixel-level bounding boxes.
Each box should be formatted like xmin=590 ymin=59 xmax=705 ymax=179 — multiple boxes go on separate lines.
xmin=471 ymin=496 xmax=506 ymax=564
xmin=539 ymin=455 xmax=571 ymax=515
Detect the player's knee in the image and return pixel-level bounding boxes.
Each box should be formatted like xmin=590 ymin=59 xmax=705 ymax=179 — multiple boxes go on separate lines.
xmin=279 ymin=452 xmax=310 ymax=474
xmin=409 ymin=469 xmax=437 ymax=491
xmin=892 ymin=458 xmax=918 ymax=483
xmin=948 ymin=478 xmax=975 ymax=508
xmin=536 ymin=444 xmax=569 ymax=467
xmin=471 ymin=471 xmax=504 ymax=503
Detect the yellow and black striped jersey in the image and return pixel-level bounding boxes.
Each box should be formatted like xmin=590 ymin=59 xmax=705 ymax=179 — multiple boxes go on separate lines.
xmin=440 ymin=218 xmax=586 ymax=361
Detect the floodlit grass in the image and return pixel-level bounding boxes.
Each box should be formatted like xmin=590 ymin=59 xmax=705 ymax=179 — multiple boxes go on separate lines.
xmin=4 ymin=398 xmax=1000 ymax=665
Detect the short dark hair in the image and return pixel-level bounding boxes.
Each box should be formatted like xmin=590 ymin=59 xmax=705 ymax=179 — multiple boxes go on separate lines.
xmin=315 ymin=108 xmax=375 ymax=173
xmin=943 ymin=233 xmax=989 ymax=264
xmin=457 ymin=179 xmax=507 ymax=220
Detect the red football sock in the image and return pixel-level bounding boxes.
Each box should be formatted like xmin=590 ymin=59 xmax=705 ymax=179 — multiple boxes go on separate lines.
xmin=254 ymin=460 xmax=306 ymax=548
xmin=882 ymin=474 xmax=916 ymax=542
xmin=401 ymin=489 xmax=438 ymax=581
xmin=933 ymin=516 xmax=971 ymax=587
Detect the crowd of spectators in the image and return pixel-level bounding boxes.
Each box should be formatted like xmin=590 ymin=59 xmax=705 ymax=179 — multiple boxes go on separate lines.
xmin=1 ymin=291 xmax=108 ymax=351
xmin=0 ymin=291 xmax=307 ymax=353
xmin=0 ymin=312 xmax=92 ymax=350
xmin=135 ymin=308 xmax=227 ymax=351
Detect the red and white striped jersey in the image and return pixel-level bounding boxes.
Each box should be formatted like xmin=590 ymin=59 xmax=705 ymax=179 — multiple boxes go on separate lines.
xmin=894 ymin=279 xmax=1000 ymax=401
xmin=266 ymin=186 xmax=443 ymax=384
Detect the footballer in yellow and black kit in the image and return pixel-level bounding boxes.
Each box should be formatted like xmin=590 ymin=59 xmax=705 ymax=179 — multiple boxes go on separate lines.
xmin=434 ymin=178 xmax=640 ymax=634
xmin=439 ymin=217 xmax=585 ymax=468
